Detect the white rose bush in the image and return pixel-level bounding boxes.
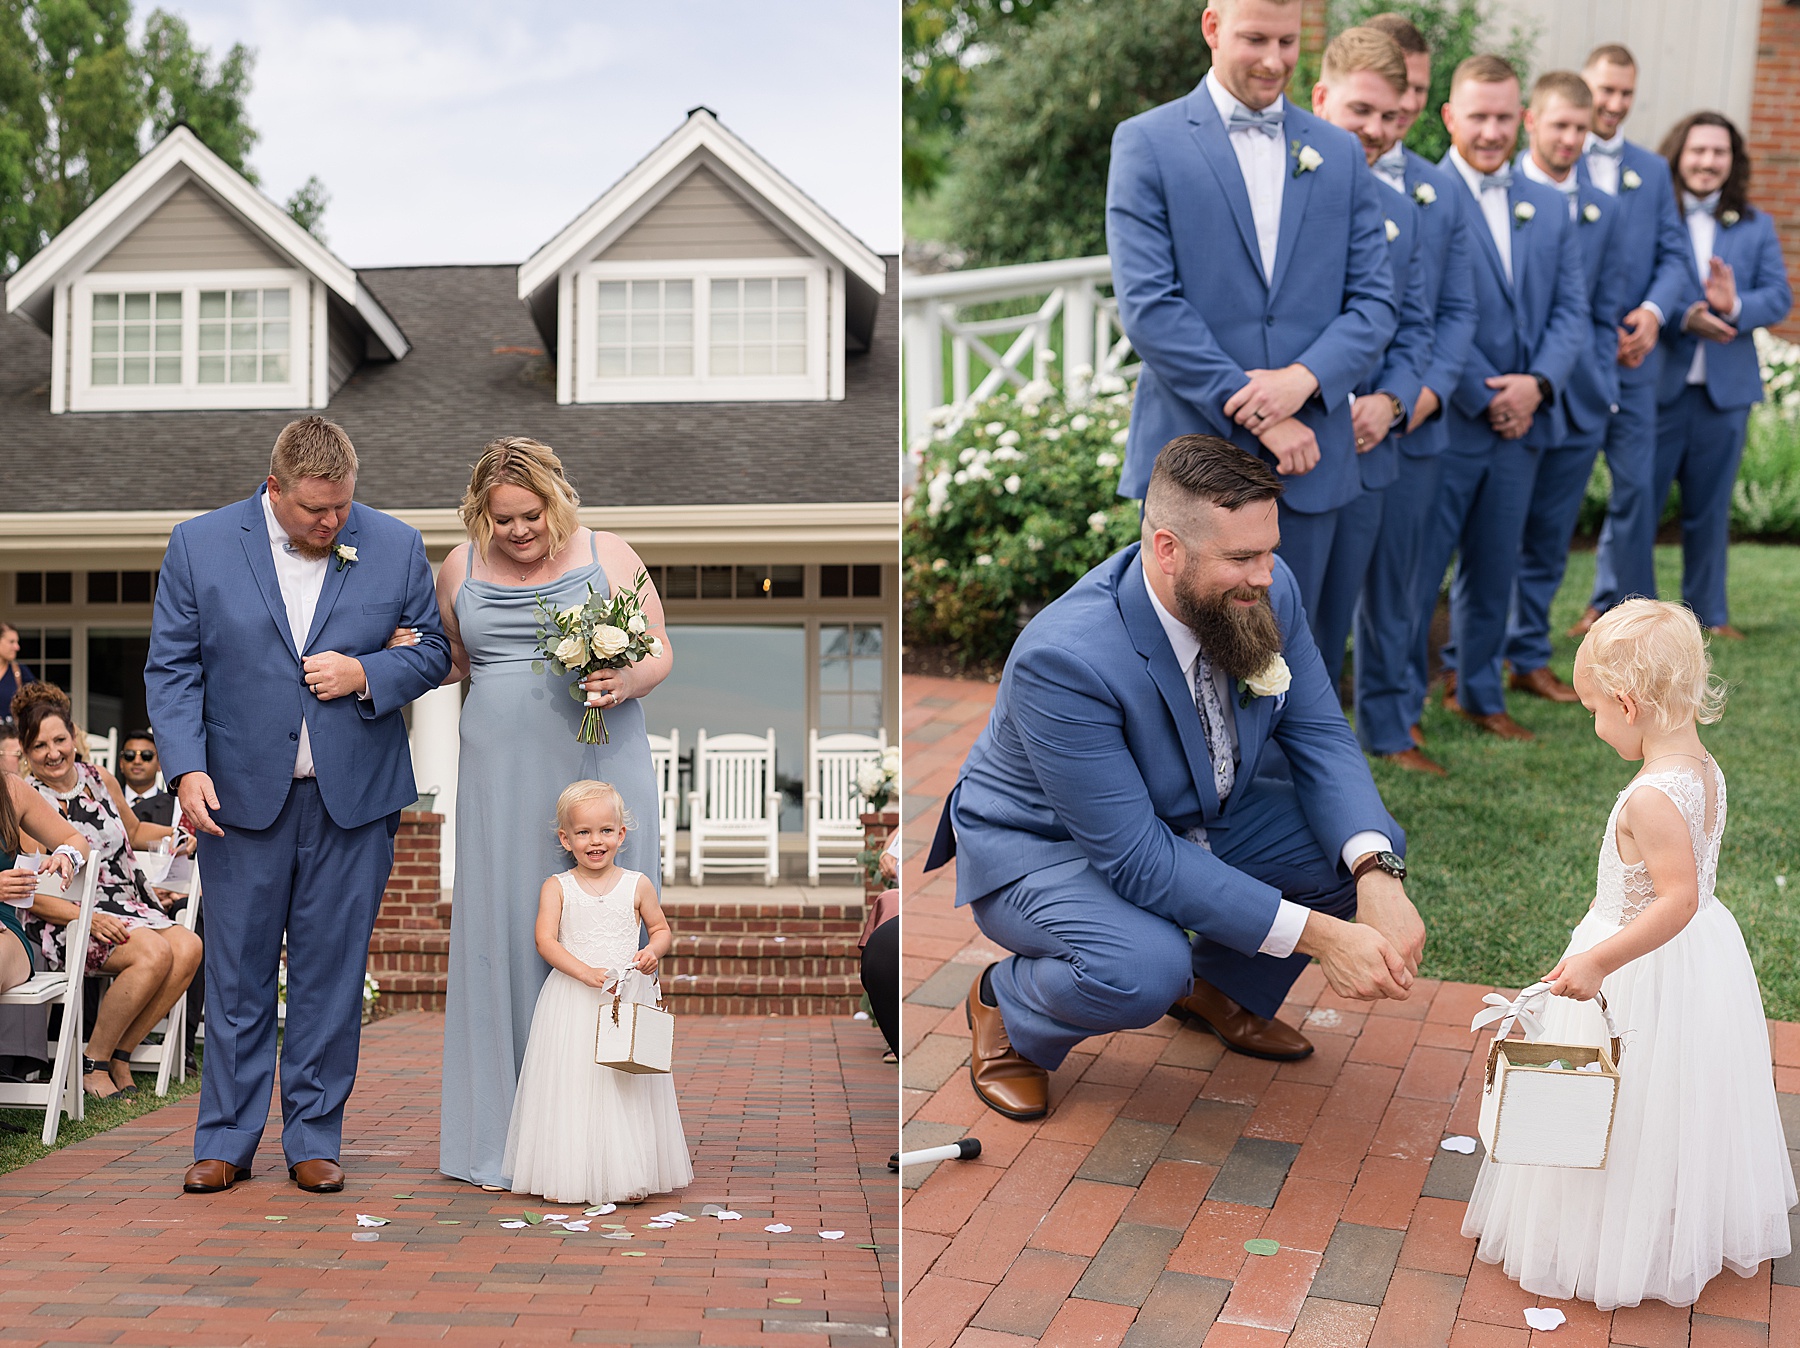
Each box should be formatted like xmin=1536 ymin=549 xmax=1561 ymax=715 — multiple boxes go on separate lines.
xmin=906 ymin=376 xmax=1142 ymax=666
xmin=532 ymin=570 xmax=661 ymax=743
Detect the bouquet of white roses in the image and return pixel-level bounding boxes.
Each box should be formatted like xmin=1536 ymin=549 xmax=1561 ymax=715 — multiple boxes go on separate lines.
xmin=531 ymin=570 xmax=663 ymax=744
xmin=856 ymin=745 xmax=901 ymax=812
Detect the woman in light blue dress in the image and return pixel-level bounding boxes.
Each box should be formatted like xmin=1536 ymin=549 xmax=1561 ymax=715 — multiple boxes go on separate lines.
xmin=431 ymin=438 xmax=671 ymax=1188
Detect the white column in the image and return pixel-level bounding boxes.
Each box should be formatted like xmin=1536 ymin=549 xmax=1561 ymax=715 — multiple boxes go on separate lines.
xmin=409 ymin=682 xmax=462 ymax=891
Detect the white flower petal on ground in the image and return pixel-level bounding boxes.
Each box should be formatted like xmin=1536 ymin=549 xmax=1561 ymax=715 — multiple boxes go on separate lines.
xmin=819 ymin=1230 xmax=846 ymax=1240
xmin=715 ymin=1210 xmax=743 ymax=1221
xmin=1523 ymin=1308 xmax=1566 ymax=1331
xmin=563 ymin=1220 xmax=590 ymax=1232
xmin=765 ymin=1223 xmax=793 ymax=1233
xmin=586 ymin=1204 xmax=619 ymax=1216
xmin=647 ymin=1221 xmax=676 ymax=1229
xmin=499 ymin=1220 xmax=528 ymax=1229
xmin=1440 ymin=1135 xmax=1478 ymax=1154
xmin=355 ymin=1215 xmax=388 ymax=1227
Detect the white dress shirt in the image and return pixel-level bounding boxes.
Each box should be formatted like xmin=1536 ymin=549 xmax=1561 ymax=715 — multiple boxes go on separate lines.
xmin=1584 ymin=131 xmax=1625 ymax=196
xmin=1520 ymin=155 xmax=1579 ymax=221
xmin=262 ymin=490 xmax=327 ymax=779
xmin=1448 ymin=148 xmax=1513 ymax=283
xmin=1206 ymin=71 xmax=1286 ymax=283
xmin=1142 ymin=566 xmax=1391 ymax=959
xmin=1372 ymin=143 xmax=1407 ymax=196
xmin=1681 ymin=191 xmax=1742 ymax=386
xmin=125 ymin=782 xmax=164 ymax=809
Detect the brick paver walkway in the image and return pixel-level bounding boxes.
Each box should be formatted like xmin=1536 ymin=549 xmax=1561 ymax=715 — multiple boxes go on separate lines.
xmin=0 ymin=1011 xmax=896 ymax=1346
xmin=899 ymin=675 xmax=1800 ymax=1348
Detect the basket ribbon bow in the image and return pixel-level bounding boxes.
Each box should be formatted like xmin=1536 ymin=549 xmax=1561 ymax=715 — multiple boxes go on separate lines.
xmin=1469 ymin=982 xmax=1553 ymax=1041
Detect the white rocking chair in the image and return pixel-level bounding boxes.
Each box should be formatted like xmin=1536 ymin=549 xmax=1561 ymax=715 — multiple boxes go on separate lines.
xmin=687 ymin=729 xmax=782 ymax=886
xmin=805 ymin=729 xmax=887 ymax=885
xmin=0 ymin=859 xmax=102 ymax=1145
xmin=646 ymin=729 xmax=680 ymax=886
xmin=84 ymin=727 xmax=117 ymax=774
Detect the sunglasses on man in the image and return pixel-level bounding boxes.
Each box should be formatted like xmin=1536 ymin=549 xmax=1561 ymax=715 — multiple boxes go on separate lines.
xmin=120 ymin=749 xmax=158 ymax=762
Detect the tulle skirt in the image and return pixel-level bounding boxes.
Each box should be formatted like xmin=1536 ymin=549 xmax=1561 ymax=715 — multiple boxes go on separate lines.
xmin=501 ymin=969 xmax=694 ymax=1204
xmin=1462 ymin=902 xmax=1795 ymax=1308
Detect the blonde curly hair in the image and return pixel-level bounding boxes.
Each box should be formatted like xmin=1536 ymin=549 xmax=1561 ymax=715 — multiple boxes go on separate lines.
xmin=460 ymin=436 xmax=583 ymax=561
xmin=554 ymin=779 xmax=636 ymax=838
xmin=1582 ymin=599 xmax=1728 ymax=731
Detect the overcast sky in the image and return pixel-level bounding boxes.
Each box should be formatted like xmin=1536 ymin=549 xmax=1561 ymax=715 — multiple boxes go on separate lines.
xmin=160 ymin=1 xmax=899 ymax=267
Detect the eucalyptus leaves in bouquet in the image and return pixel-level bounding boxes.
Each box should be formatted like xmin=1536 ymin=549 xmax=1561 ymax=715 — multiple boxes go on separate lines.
xmin=531 ymin=571 xmax=663 ymax=743
xmin=905 ymin=375 xmax=1142 ymax=666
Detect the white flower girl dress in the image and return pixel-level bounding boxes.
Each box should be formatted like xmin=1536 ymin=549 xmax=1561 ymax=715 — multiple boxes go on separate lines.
xmin=1463 ymin=758 xmax=1794 ymax=1307
xmin=502 ymin=868 xmax=694 ymax=1203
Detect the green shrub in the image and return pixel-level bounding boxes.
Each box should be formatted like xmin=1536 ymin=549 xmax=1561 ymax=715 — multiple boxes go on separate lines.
xmin=905 ymin=380 xmax=1142 ymax=664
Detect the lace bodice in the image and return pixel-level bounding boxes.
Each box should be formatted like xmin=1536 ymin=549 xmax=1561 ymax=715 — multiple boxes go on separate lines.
xmin=1592 ymin=758 xmax=1724 ymax=927
xmin=555 ymin=868 xmax=642 ymax=972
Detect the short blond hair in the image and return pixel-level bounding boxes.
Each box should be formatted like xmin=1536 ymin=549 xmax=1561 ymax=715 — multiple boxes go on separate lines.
xmin=1531 ymin=70 xmax=1593 ymax=112
xmin=270 ymin=416 xmax=358 ymax=489
xmin=460 ymin=436 xmax=582 ymax=561
xmin=1322 ymin=26 xmax=1409 ymax=95
xmin=555 ymin=779 xmax=636 ymax=835
xmin=1451 ymin=53 xmax=1519 ymax=95
xmin=1582 ymin=599 xmax=1728 ymax=732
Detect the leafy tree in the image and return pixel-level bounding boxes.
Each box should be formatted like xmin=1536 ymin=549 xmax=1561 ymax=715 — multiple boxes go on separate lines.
xmin=941 ymin=0 xmax=1210 ymax=266
xmin=139 ymin=9 xmax=255 ymax=169
xmin=284 ymin=172 xmax=327 ymax=241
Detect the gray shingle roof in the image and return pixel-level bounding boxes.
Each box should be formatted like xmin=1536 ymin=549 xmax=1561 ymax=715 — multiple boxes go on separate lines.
xmin=0 ymin=257 xmax=897 ymax=513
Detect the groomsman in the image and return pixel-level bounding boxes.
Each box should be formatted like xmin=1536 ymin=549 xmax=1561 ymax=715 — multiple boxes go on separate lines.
xmin=1355 ymin=12 xmax=1479 ymax=774
xmin=1572 ymin=44 xmax=1695 ymax=636
xmin=1108 ymin=0 xmax=1398 ymax=621
xmin=1306 ymin=30 xmax=1434 ymax=689
xmin=1412 ymin=55 xmax=1588 ymax=741
xmin=1501 ymin=73 xmax=1636 ymax=701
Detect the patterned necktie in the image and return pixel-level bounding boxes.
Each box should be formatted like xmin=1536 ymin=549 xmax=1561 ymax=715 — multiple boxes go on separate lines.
xmin=1227 ymin=104 xmax=1284 ymax=140
xmin=1193 ymin=653 xmax=1236 ymax=804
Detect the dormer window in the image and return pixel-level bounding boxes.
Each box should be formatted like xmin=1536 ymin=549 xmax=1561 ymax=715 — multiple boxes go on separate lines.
xmin=198 ymin=287 xmax=291 ymax=384
xmin=89 ymin=291 xmax=183 ymax=386
xmin=596 ymin=278 xmax=693 ymax=378
xmin=710 ymin=276 xmax=806 ymax=376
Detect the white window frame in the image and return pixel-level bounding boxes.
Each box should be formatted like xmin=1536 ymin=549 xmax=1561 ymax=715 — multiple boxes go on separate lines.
xmin=572 ymin=256 xmax=832 ymax=404
xmin=68 ymin=267 xmax=312 ymax=412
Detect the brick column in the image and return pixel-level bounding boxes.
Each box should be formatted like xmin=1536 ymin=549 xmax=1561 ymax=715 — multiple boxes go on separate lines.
xmin=1748 ymin=0 xmax=1800 ymax=338
xmin=377 ymin=810 xmax=445 ymax=928
xmin=369 ymin=810 xmax=452 ymax=1012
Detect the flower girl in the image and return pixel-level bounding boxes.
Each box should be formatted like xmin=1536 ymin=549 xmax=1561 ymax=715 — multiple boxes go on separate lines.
xmin=1463 ymin=600 xmax=1794 ymax=1307
xmin=502 ymin=780 xmax=693 ymax=1204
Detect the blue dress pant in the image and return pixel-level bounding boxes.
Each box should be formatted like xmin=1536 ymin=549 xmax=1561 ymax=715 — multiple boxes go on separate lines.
xmin=1411 ymin=439 xmax=1542 ymax=717
xmin=1504 ymin=432 xmax=1605 ymax=674
xmin=969 ymin=772 xmax=1356 ymax=1070
xmin=1651 ymin=385 xmax=1751 ymax=628
xmin=1275 ymin=503 xmax=1342 ymax=633
xmin=194 ymin=780 xmax=395 ymax=1169
xmin=1589 ymin=376 xmax=1661 ymax=614
xmin=1313 ymin=487 xmax=1383 ymax=690
xmin=1359 ymin=454 xmax=1445 ymax=755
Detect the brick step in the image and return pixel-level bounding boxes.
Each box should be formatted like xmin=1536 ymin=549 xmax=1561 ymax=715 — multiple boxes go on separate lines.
xmin=665 ymin=972 xmax=863 ymax=1017
xmin=662 ymin=913 xmax=865 ymax=936
xmin=671 ymin=933 xmax=861 ymax=958
xmin=663 ymin=955 xmax=863 ymax=978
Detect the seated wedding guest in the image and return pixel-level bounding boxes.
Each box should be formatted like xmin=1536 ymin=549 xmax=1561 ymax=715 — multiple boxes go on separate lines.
xmin=1648 ymin=111 xmax=1790 ymax=638
xmin=0 ymin=726 xmax=21 ymax=777
xmin=926 ymin=435 xmax=1423 ymax=1122
xmin=0 ymin=624 xmax=33 ymax=722
xmin=118 ymin=731 xmax=176 ymax=827
xmin=0 ymin=766 xmax=90 ymax=996
xmin=13 ymin=683 xmax=201 ymax=1098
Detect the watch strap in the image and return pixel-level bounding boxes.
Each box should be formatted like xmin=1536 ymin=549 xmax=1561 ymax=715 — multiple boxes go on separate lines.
xmin=1351 ymin=851 xmax=1399 ymax=883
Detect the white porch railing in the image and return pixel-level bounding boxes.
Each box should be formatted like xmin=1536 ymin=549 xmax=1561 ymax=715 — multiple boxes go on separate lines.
xmin=902 ymin=254 xmax=1136 ymax=434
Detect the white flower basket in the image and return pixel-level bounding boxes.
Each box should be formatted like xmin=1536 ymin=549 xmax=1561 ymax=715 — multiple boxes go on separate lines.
xmin=1472 ymin=983 xmax=1623 ymax=1169
xmin=595 ymin=973 xmax=673 ymax=1075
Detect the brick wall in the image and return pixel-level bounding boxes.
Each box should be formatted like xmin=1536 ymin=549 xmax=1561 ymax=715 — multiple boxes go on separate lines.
xmin=371 ymin=810 xmax=450 ymax=1011
xmin=1749 ymin=0 xmax=1800 ymax=339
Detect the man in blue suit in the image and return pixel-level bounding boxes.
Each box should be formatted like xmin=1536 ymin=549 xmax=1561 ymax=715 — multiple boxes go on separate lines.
xmin=1107 ymin=0 xmax=1397 ymax=622
xmin=1411 ymin=55 xmax=1589 ymax=742
xmin=1573 ymin=44 xmax=1696 ymax=637
xmin=1502 ymin=73 xmax=1635 ymax=702
xmin=147 ymin=417 xmax=451 ymax=1194
xmin=1305 ymin=29 xmax=1433 ymax=702
xmin=924 ymin=436 xmax=1423 ymax=1121
xmin=1358 ymin=12 xmax=1479 ymax=774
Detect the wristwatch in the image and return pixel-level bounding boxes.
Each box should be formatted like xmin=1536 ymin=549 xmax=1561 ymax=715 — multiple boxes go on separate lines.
xmin=1532 ymin=373 xmax=1555 ymax=408
xmin=1352 ymin=849 xmax=1407 ymax=884
xmin=1384 ymin=391 xmax=1406 ymax=426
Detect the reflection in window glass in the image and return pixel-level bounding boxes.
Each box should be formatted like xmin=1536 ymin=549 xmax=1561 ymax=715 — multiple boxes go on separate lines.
xmin=819 ymin=624 xmax=885 ymax=737
xmin=198 ymin=288 xmax=290 ymax=383
xmin=596 ymin=279 xmax=693 ymax=377
xmin=91 ymin=291 xmax=181 ymax=386
xmin=709 ymin=276 xmax=806 ymax=376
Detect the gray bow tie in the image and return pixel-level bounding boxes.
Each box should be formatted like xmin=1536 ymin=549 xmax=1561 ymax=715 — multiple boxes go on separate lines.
xmin=1589 ymin=140 xmax=1625 ymax=161
xmin=1228 ymin=104 xmax=1284 ymax=139
xmin=1684 ymin=192 xmax=1721 ymax=218
xmin=1480 ymin=165 xmax=1513 ymax=193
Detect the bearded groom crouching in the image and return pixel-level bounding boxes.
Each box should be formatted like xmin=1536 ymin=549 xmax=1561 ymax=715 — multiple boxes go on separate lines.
xmin=924 ymin=434 xmax=1427 ymax=1119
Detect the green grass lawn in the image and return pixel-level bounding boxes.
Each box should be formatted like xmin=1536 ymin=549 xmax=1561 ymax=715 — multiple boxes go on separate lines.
xmin=0 ymin=1054 xmax=201 ymax=1175
xmin=1374 ymin=543 xmax=1800 ymax=1018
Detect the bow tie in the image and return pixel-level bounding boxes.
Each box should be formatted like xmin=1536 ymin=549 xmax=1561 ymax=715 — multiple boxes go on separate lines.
xmin=1373 ymin=146 xmax=1406 ymax=181
xmin=1227 ymin=104 xmax=1284 ymax=139
xmin=1684 ymin=191 xmax=1721 ymax=217
xmin=1479 ymin=165 xmax=1513 ymax=193
xmin=1588 ymin=139 xmax=1625 ymax=161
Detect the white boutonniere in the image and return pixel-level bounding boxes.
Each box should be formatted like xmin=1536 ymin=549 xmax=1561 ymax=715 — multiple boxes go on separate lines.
xmin=1384 ymin=218 xmax=1399 ymax=242
xmin=1413 ymin=181 xmax=1437 ymax=206
xmin=1581 ymin=202 xmax=1601 ymax=224
xmin=1621 ymin=168 xmax=1642 ymax=191
xmin=1722 ymin=209 xmax=1741 ymax=227
xmin=333 ymin=543 xmax=358 ymax=572
xmin=1292 ymin=141 xmax=1323 ymax=179
xmin=1513 ymin=201 xmax=1535 ymax=228
xmin=1238 ymin=654 xmax=1292 ymax=708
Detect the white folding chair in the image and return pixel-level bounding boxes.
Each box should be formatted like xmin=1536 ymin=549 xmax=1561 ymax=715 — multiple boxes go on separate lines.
xmin=0 ymin=860 xmax=101 ymax=1145
xmin=646 ymin=729 xmax=680 ymax=886
xmin=128 ymin=852 xmax=201 ymax=1095
xmin=85 ymin=727 xmax=117 ymax=773
xmin=805 ymin=729 xmax=887 ymax=885
xmin=687 ymin=729 xmax=782 ymax=886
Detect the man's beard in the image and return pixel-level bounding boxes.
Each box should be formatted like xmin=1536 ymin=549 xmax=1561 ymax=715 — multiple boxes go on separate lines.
xmin=286 ymin=535 xmax=331 ymax=561
xmin=1172 ymin=573 xmax=1283 ymax=683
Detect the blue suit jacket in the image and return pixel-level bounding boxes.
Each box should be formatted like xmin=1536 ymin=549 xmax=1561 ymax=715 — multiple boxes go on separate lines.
xmin=1585 ymin=140 xmax=1696 ymax=393
xmin=1657 ymin=206 xmax=1792 ymax=410
xmin=146 ymin=490 xmax=452 ymax=832
xmin=1355 ymin=185 xmax=1433 ymax=492
xmin=1109 ymin=85 xmax=1398 ymax=510
xmin=931 ymin=545 xmax=1400 ymax=958
xmin=1440 ymin=158 xmax=1591 ymax=451
xmin=1392 ymin=151 xmax=1478 ymax=460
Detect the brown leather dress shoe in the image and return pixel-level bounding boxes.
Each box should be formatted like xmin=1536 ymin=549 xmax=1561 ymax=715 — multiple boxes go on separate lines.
xmin=1379 ymin=747 xmax=1448 ymax=776
xmin=1508 ymin=666 xmax=1579 ymax=703
xmin=1170 ymin=979 xmax=1313 ymax=1061
xmin=1445 ymin=697 xmax=1535 ymax=741
xmin=289 ymin=1159 xmax=345 ymax=1192
xmin=965 ymin=966 xmax=1048 ymax=1121
xmin=183 ymin=1159 xmax=251 ymax=1193
xmin=1708 ymin=624 xmax=1745 ymax=641
xmin=1567 ymin=605 xmax=1601 ymax=639
xmin=1409 ymin=723 xmax=1425 ymax=750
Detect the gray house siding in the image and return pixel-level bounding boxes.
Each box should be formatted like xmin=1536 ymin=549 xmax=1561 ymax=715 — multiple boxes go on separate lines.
xmin=90 ymin=181 xmax=285 ymax=273
xmin=598 ymin=165 xmax=806 ymax=262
